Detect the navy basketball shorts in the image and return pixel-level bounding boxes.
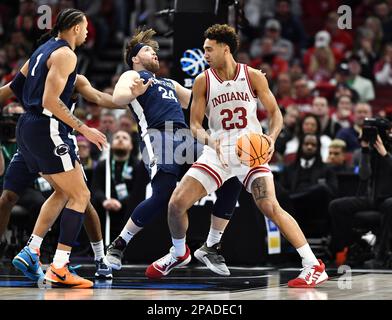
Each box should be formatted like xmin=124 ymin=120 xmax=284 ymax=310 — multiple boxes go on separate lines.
xmin=3 ymin=151 xmax=39 ymax=196
xmin=16 ymin=113 xmax=79 ymax=175
xmin=139 ymin=128 xmax=203 ymax=180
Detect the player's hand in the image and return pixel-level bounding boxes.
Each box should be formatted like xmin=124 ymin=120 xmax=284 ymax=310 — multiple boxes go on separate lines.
xmin=373 ymin=135 xmax=387 ymax=156
xmin=130 ymin=78 xmax=153 ymax=98
xmin=103 ymin=199 xmax=122 ymax=211
xmin=79 ymin=125 xmax=107 ymax=151
xmin=263 ymin=134 xmax=275 ymax=163
xmin=215 ymin=137 xmax=228 ymax=168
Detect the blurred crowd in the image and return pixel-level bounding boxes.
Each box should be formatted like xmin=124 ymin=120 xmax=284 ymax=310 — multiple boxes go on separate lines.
xmin=1 ymin=0 xmax=392 ymax=267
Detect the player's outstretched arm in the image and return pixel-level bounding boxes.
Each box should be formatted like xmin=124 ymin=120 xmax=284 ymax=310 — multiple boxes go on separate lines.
xmin=75 ymin=74 xmax=126 ymax=109
xmin=43 ymin=47 xmax=107 ymax=150
xmin=171 ymin=79 xmax=191 ymax=109
xmin=113 ymin=70 xmax=152 ymax=105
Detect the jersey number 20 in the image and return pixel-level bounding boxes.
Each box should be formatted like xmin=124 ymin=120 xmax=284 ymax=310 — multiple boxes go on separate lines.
xmin=220 ymin=107 xmax=248 ymax=130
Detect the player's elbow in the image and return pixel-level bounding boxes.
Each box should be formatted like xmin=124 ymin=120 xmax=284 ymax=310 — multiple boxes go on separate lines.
xmin=42 ymin=95 xmax=57 ymax=112
xmin=112 ymin=90 xmax=131 ymax=106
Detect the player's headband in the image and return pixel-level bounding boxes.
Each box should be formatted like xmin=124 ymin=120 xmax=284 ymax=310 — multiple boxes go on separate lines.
xmin=126 ymin=42 xmax=147 ymax=67
xmin=131 ymin=42 xmax=147 ymax=58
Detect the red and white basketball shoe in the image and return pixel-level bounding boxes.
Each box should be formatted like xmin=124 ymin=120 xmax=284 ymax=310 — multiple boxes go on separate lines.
xmin=288 ymin=259 xmax=329 ymax=288
xmin=145 ymin=245 xmax=191 ymax=279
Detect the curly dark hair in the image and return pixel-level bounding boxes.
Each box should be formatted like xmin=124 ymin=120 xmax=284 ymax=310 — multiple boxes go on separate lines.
xmin=124 ymin=27 xmax=159 ymax=68
xmin=204 ymin=24 xmax=239 ymax=54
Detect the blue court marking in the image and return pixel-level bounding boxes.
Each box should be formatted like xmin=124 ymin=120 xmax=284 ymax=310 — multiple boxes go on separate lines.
xmin=94 ymin=282 xmax=213 ymax=290
xmin=0 ymin=280 xmax=36 ymax=287
xmin=0 ymin=279 xmax=213 ymax=290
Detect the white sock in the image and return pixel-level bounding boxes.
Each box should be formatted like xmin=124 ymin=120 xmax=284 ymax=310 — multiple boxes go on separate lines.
xmin=172 ymin=237 xmax=186 ymax=257
xmin=91 ymin=240 xmax=105 ymax=261
xmin=53 ymin=249 xmax=71 ymax=269
xmin=119 ymin=227 xmax=135 ymax=244
xmin=27 ymin=234 xmax=43 ymax=253
xmin=206 ymin=228 xmax=223 ymax=247
xmin=296 ymin=243 xmax=319 ymax=267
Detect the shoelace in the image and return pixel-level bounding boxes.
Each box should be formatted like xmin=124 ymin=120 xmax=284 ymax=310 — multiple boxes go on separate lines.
xmin=157 ymin=253 xmax=177 ymax=268
xmin=298 ymin=266 xmax=315 ymax=281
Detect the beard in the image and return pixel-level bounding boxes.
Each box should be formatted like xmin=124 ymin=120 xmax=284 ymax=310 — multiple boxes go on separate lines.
xmin=112 ymin=149 xmax=129 ymax=158
xmin=143 ymin=60 xmax=160 ymax=73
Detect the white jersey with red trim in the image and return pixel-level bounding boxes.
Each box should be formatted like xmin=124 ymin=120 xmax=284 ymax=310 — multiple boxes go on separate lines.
xmin=204 ymin=63 xmax=262 ymax=144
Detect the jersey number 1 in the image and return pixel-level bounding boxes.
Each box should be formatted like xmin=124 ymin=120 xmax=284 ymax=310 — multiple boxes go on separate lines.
xmin=220 ymin=107 xmax=248 ymax=130
xmin=31 ymin=53 xmax=43 ymax=76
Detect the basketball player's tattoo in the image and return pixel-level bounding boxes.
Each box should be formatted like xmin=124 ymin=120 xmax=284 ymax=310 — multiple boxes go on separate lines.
xmin=58 ymin=99 xmax=83 ymax=128
xmin=251 ymin=178 xmax=268 ymax=201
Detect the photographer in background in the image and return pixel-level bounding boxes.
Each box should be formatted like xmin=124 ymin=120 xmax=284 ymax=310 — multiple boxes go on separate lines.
xmin=328 ymin=117 xmax=392 ymax=266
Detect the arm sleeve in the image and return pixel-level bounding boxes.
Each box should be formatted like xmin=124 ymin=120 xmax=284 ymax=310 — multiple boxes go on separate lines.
xmin=9 ymin=72 xmax=26 ymax=105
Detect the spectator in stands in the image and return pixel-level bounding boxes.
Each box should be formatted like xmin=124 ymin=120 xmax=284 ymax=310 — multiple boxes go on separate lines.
xmin=291 ymin=77 xmax=313 ymax=114
xmin=336 ymin=102 xmax=373 ymax=152
xmin=285 ymin=114 xmax=332 ymax=163
xmin=275 ymin=105 xmax=299 ymax=162
xmin=250 ymin=37 xmax=288 ymax=80
xmin=264 ymin=19 xmax=293 ymax=61
xmin=374 ymin=42 xmax=392 ymax=85
xmin=91 ymin=130 xmax=139 ymax=240
xmin=327 ymin=139 xmax=353 ymax=173
xmin=236 ymin=50 xmax=251 ymax=65
xmin=307 ymin=46 xmax=336 ymax=83
xmin=99 ymin=110 xmax=118 ymax=143
xmin=311 ymin=96 xmax=337 ymax=138
xmin=324 ymin=12 xmax=354 ymax=55
xmin=85 ymin=102 xmax=102 ymax=129
xmin=274 ymin=72 xmax=295 ymax=108
xmin=273 ymin=0 xmax=307 ymax=53
xmin=118 ymin=112 xmax=140 ymax=161
xmin=303 ymin=30 xmax=343 ymax=72
xmin=373 ymin=1 xmax=392 ymax=43
xmin=356 ymin=25 xmax=379 ymax=81
xmin=333 ymin=81 xmax=360 ymax=105
xmin=280 ymin=133 xmax=338 ymax=236
xmin=289 ymin=58 xmax=305 ymax=81
xmin=331 ymin=95 xmax=354 ymax=133
xmin=347 ymin=54 xmax=375 ymax=102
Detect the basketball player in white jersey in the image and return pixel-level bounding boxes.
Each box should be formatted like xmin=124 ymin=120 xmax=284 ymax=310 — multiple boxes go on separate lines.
xmin=146 ymin=24 xmax=328 ymax=288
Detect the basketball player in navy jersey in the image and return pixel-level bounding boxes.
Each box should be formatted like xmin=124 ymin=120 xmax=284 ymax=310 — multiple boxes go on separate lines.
xmin=105 ymin=28 xmax=242 ymax=277
xmin=13 ymin=9 xmax=107 ymax=288
xmin=0 ymin=73 xmax=125 ymax=280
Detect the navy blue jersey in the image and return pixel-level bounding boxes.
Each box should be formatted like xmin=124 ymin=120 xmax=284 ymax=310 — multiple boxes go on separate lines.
xmin=23 ymin=37 xmax=76 ymax=115
xmin=129 ymin=70 xmax=187 ymax=135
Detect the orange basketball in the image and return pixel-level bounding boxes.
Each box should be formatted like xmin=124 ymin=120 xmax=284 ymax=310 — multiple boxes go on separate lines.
xmin=236 ymin=132 xmax=270 ymax=167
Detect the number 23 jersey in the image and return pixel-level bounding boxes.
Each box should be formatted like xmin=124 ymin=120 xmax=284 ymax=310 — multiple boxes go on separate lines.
xmin=204 ymin=63 xmax=262 ymax=142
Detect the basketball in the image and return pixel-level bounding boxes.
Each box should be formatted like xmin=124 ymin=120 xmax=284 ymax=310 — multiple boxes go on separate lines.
xmin=236 ymin=132 xmax=270 ymax=167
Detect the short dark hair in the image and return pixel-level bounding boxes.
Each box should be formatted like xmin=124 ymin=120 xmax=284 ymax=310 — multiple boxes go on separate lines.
xmin=125 ymin=27 xmax=159 ymax=68
xmin=204 ymin=24 xmax=239 ymax=54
